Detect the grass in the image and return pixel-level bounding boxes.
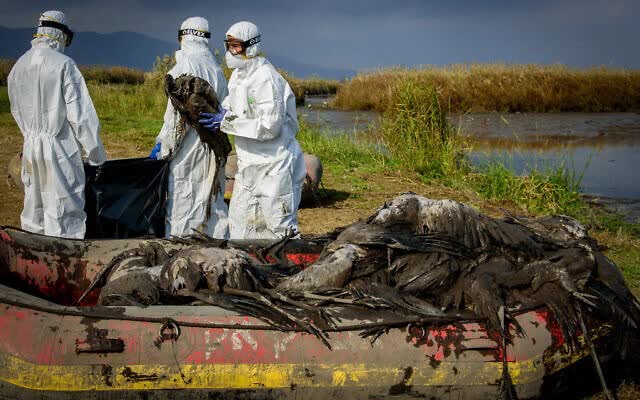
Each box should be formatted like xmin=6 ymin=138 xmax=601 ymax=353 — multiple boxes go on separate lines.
xmin=464 ymin=158 xmax=585 ymax=215
xmin=80 ymin=66 xmax=145 ymax=84
xmin=333 ymin=64 xmax=640 ymax=113
xmin=87 ymin=82 xmax=167 ymax=150
xmin=380 ymin=80 xmax=465 ymax=184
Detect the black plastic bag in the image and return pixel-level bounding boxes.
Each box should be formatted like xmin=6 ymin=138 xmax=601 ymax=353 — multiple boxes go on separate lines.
xmin=84 ymin=158 xmax=169 ymax=239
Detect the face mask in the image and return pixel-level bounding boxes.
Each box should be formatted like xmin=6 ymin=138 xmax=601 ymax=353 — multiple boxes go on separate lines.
xmin=225 ymin=51 xmax=247 ymax=69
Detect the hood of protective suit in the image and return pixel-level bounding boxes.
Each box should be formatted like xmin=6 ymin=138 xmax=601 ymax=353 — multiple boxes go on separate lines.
xmin=174 ymin=17 xmax=217 ymax=74
xmin=179 ymin=17 xmax=211 ymax=54
xmin=225 ymin=21 xmax=261 ymax=69
xmin=32 ymin=10 xmax=69 ymax=53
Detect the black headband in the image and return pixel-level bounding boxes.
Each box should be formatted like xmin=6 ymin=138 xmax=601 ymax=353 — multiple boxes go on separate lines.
xmin=224 ymin=35 xmax=261 ymax=51
xmin=244 ymin=35 xmax=260 ymax=47
xmin=38 ymin=19 xmax=74 ymax=46
xmin=178 ymin=28 xmax=211 ymax=39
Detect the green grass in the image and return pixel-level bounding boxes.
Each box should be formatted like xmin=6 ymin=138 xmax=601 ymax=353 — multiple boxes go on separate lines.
xmin=87 ymin=82 xmax=166 ymax=148
xmin=464 ymin=157 xmax=585 ymax=215
xmin=297 ymin=119 xmax=390 ymax=176
xmin=380 ymin=80 xmax=466 ymax=184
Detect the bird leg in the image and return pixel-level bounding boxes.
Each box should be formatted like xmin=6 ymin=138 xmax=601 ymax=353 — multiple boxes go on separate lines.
xmin=255 ymin=228 xmax=297 ymax=264
xmin=576 ymin=304 xmax=614 ymax=400
xmin=497 ymin=306 xmax=519 ymax=400
xmin=297 ymin=292 xmax=357 ymax=306
xmin=258 ymin=287 xmax=335 ymax=330
xmin=572 ymin=292 xmax=598 ymax=308
xmin=222 ymin=287 xmax=332 ymax=349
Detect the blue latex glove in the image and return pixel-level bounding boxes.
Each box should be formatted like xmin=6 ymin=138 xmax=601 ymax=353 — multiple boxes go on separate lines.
xmin=198 ymin=107 xmax=227 ymax=132
xmin=149 ymin=143 xmax=161 ymax=159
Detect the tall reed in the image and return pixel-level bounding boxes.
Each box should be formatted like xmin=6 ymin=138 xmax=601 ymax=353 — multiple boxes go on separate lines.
xmin=334 ymin=64 xmax=640 ymax=113
xmin=1 ymin=58 xmax=147 ymax=85
xmin=381 ymin=80 xmax=465 ymax=182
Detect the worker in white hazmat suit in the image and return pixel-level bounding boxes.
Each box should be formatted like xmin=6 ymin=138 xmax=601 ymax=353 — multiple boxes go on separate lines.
xmin=8 ymin=11 xmax=107 ymax=239
xmin=199 ymin=21 xmax=306 ymax=240
xmin=153 ymin=17 xmax=230 ymax=239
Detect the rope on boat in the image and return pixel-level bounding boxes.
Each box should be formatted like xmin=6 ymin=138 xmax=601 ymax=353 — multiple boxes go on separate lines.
xmin=0 ymin=292 xmax=472 ymax=333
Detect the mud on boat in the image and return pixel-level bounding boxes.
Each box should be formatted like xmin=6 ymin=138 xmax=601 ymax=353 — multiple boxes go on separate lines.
xmin=0 ymin=226 xmax=621 ymax=399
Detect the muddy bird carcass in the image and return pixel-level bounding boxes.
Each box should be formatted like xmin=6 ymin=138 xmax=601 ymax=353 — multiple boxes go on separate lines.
xmin=1 ymin=193 xmax=638 ymax=399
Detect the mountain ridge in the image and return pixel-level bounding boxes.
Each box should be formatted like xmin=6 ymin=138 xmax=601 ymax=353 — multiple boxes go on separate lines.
xmin=0 ymin=26 xmax=353 ymax=79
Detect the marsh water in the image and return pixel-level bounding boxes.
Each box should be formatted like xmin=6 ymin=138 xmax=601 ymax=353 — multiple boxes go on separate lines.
xmin=300 ymin=97 xmax=640 ymax=222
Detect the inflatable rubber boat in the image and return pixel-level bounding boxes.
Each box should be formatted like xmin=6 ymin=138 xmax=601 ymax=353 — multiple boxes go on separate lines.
xmin=0 ymin=226 xmax=617 ymax=399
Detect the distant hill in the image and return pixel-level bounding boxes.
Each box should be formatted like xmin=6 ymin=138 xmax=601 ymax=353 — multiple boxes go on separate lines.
xmin=0 ymin=26 xmax=354 ymax=79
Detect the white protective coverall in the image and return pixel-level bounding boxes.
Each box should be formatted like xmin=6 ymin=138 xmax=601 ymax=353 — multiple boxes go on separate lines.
xmin=155 ymin=17 xmax=230 ymax=239
xmin=220 ymin=21 xmax=306 ymax=239
xmin=8 ymin=11 xmax=107 ymax=239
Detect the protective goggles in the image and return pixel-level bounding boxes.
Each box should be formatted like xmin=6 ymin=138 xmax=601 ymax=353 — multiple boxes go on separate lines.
xmin=224 ymin=35 xmax=261 ymax=52
xmin=38 ymin=19 xmax=74 ymax=46
xmin=178 ymin=28 xmax=211 ymax=40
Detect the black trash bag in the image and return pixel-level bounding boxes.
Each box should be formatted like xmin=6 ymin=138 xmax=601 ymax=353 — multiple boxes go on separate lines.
xmin=84 ymin=158 xmax=169 ymax=239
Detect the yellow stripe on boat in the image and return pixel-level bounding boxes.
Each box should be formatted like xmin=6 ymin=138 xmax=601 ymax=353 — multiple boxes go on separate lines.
xmin=0 ymin=347 xmax=590 ymax=392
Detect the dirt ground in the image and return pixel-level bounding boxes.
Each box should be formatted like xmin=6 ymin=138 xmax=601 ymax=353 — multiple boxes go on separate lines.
xmin=0 ymin=124 xmax=27 ymax=227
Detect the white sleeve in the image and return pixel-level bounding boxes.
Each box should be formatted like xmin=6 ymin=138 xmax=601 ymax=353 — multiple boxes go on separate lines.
xmin=155 ymin=99 xmax=179 ymax=159
xmin=7 ymin=68 xmax=23 ymax=132
xmin=213 ymin=68 xmax=229 ymax=104
xmin=220 ymin=74 xmax=284 ymax=141
xmin=63 ymin=61 xmax=107 ymax=166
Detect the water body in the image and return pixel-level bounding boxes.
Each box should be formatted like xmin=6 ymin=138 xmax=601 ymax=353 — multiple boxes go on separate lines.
xmin=459 ymin=113 xmax=640 ymax=222
xmin=299 ymin=96 xmax=379 ymax=133
xmin=300 ymin=98 xmax=640 ymax=222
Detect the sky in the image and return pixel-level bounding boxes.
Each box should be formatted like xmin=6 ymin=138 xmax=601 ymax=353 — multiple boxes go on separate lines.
xmin=1 ymin=0 xmax=638 ymax=72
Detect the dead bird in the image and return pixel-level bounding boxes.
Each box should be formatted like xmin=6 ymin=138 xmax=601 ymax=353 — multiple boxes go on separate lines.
xmin=280 ymin=193 xmax=640 ymax=346
xmin=80 ymin=241 xmax=172 ymax=305
xmin=160 ymin=247 xmax=256 ymax=294
xmin=164 ymin=74 xmax=232 ymax=163
xmin=277 ymin=220 xmax=466 ymax=293
xmin=370 ymin=194 xmax=640 ymax=346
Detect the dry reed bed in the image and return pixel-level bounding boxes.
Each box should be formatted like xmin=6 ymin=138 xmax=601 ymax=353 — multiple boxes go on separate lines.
xmin=0 ymin=58 xmax=145 ymax=85
xmin=333 ymin=64 xmax=640 ymax=113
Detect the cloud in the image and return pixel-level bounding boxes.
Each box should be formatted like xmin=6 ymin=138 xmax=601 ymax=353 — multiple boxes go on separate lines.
xmin=0 ymin=0 xmax=637 ymax=69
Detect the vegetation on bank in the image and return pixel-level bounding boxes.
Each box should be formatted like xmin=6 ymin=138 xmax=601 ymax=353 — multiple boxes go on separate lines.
xmin=1 ymin=58 xmax=146 ymax=85
xmin=80 ymin=65 xmax=145 ymax=84
xmin=333 ymin=64 xmax=640 ymax=113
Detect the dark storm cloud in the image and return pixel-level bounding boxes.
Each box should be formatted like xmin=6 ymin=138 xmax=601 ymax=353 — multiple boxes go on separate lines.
xmin=1 ymin=0 xmax=638 ymax=70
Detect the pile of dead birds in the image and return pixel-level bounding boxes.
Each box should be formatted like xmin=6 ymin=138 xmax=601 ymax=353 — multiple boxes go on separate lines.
xmin=84 ymin=193 xmax=640 ymax=356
